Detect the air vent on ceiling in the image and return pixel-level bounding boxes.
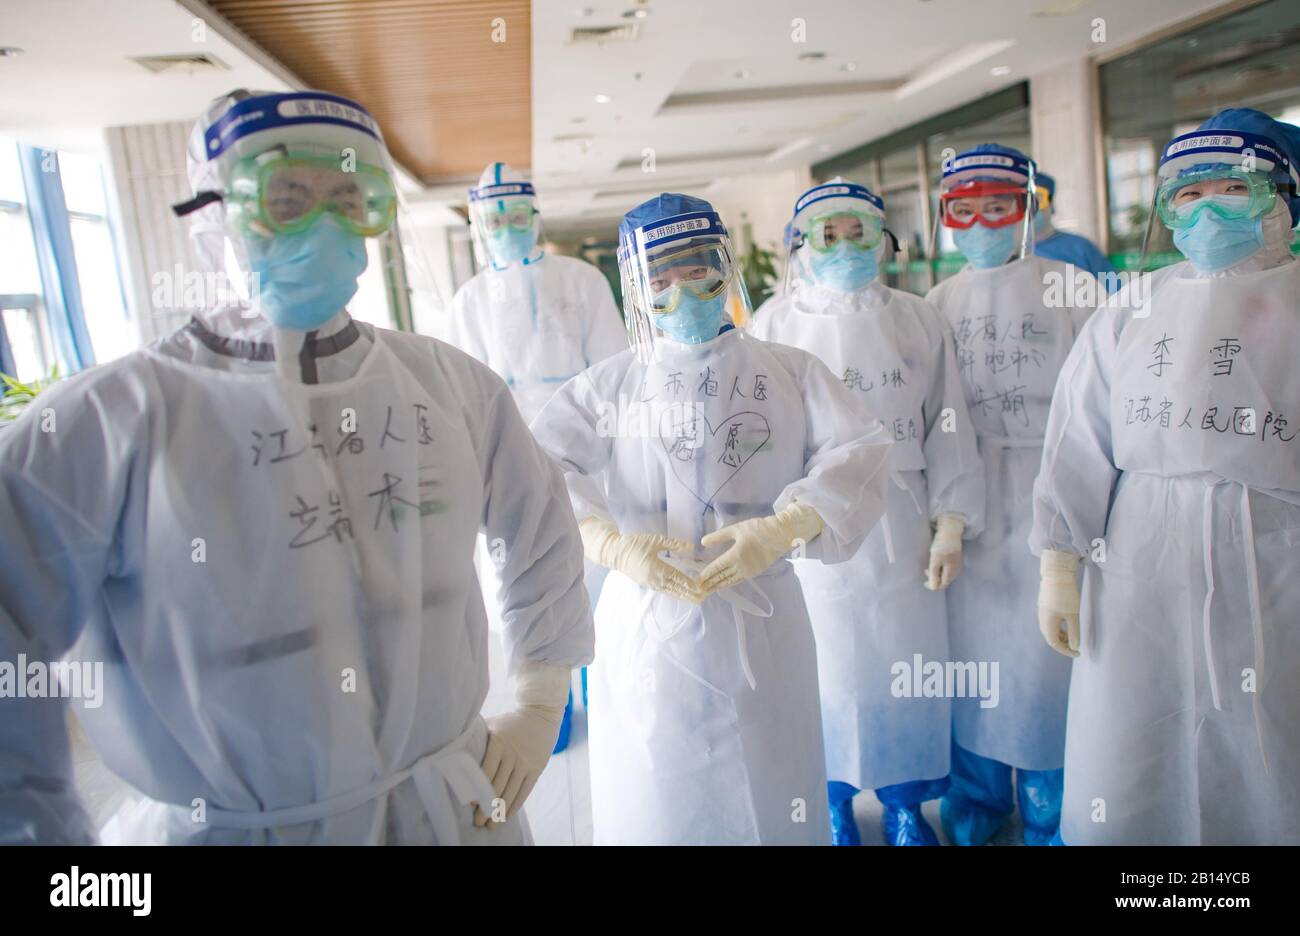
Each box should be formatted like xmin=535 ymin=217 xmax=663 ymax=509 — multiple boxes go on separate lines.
xmin=613 ymin=148 xmax=771 ymax=171
xmin=131 ymin=53 xmax=230 ymax=74
xmin=570 ymin=24 xmax=640 ymax=44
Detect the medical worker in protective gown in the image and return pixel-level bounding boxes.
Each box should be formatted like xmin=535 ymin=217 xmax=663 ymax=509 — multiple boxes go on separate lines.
xmin=753 ymin=179 xmax=985 ymax=846
xmin=447 ymin=164 xmax=624 ymax=750
xmin=1032 ymin=172 xmax=1116 ymax=288
xmin=1032 ymin=108 xmax=1300 ymax=845
xmin=530 ymin=193 xmax=893 ymax=845
xmin=448 ymin=162 xmax=626 ymax=427
xmin=0 ymin=89 xmax=592 ymax=845
xmin=924 ymin=144 xmax=1097 ymax=845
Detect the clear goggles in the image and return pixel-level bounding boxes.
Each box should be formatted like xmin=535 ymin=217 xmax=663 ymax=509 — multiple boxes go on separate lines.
xmin=225 ymin=149 xmax=397 ymax=237
xmin=475 ymin=199 xmax=537 ymax=235
xmin=642 ymin=242 xmax=731 ymax=315
xmin=799 ymin=209 xmax=885 ymax=252
xmin=1155 ymin=166 xmax=1277 ymax=231
xmin=939 ymin=181 xmax=1030 ymax=230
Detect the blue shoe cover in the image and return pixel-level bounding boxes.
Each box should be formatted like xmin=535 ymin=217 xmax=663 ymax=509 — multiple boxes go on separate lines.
xmin=883 ymin=804 xmax=940 ymax=846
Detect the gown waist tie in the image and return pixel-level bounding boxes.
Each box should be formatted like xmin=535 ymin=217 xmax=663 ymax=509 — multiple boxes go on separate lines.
xmin=1200 ymin=478 xmax=1268 ymax=771
xmin=201 ymin=719 xmax=497 ymax=843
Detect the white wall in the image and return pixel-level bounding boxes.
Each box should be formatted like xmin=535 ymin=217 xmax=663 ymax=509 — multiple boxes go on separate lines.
xmin=708 ymin=165 xmax=814 ymax=257
xmin=103 ymin=121 xmax=197 ymax=345
xmin=1029 ymin=58 xmax=1103 ymax=244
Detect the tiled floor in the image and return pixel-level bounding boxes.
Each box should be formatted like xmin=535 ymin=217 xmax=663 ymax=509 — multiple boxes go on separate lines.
xmin=68 ymin=631 xmax=1023 ymax=846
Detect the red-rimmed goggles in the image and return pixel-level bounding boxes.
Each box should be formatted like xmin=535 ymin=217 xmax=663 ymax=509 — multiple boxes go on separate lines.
xmin=939 ymin=180 xmax=1030 ymax=230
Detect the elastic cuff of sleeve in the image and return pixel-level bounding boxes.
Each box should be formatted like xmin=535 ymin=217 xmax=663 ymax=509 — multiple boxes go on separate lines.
xmin=514 ymin=660 xmax=572 ymax=711
xmin=931 ymin=514 xmax=965 ymax=551
xmin=1040 ymin=548 xmax=1081 ymax=580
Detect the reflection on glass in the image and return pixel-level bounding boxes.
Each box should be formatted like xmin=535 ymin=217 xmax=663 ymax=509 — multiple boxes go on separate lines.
xmin=1099 ymin=0 xmax=1300 ymax=268
xmin=2 ymin=307 xmax=46 ymax=383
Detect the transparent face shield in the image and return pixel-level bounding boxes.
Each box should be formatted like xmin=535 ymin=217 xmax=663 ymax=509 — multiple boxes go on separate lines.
xmin=929 ymin=171 xmax=1038 ymax=269
xmin=1138 ymin=127 xmax=1300 ymax=272
xmin=1139 ymin=163 xmax=1280 ymax=271
xmin=794 ymin=207 xmax=887 ymax=293
xmin=621 ymin=225 xmax=752 ymax=362
xmin=175 ymin=94 xmax=442 ymax=338
xmin=785 ymin=181 xmax=890 ymax=295
xmin=781 ymin=230 xmax=810 ymax=295
xmin=469 ymin=193 xmax=544 ymax=271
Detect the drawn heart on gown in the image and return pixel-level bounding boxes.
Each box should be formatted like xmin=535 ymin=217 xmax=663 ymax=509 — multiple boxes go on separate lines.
xmin=658 ymin=407 xmax=771 ymax=511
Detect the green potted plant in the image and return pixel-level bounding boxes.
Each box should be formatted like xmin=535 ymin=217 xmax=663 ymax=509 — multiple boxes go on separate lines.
xmin=0 ymin=367 xmax=61 ymax=425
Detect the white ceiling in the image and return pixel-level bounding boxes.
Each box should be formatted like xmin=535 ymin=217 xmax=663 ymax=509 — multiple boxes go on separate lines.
xmin=530 ymin=0 xmax=1229 ymax=231
xmin=0 ymin=0 xmax=294 ymax=155
xmin=0 ymin=0 xmax=1239 ymax=232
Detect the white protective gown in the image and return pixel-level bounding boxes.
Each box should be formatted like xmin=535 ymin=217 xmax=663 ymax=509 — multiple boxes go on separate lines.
xmin=448 ymin=253 xmax=627 ymax=426
xmin=0 ymin=307 xmax=593 ymax=845
xmin=754 ymin=282 xmax=985 ymax=791
xmin=531 ymin=328 xmax=893 ymax=844
xmin=926 ymin=255 xmax=1094 ymax=771
xmin=450 ymin=253 xmax=625 ymax=622
xmin=1031 ymin=258 xmax=1300 ymax=844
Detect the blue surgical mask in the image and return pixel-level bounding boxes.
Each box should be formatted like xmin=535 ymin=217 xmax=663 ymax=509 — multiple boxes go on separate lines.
xmin=809 ymin=242 xmax=878 ymax=293
xmin=953 ymin=222 xmax=1019 ymax=270
xmin=655 ymin=292 xmax=725 ymax=344
xmin=246 ymin=216 xmax=367 ymax=331
xmin=1171 ymin=209 xmax=1265 ymax=273
xmin=490 ymin=227 xmax=538 ymax=266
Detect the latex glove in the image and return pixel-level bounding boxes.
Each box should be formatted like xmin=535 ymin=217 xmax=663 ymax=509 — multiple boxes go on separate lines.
xmin=698 ymin=502 xmax=825 ymax=595
xmin=579 ymin=516 xmax=703 ymax=603
xmin=925 ymin=514 xmax=965 ymax=591
xmin=476 ymin=661 xmax=571 ymax=827
xmin=1038 ymin=549 xmax=1081 ymax=658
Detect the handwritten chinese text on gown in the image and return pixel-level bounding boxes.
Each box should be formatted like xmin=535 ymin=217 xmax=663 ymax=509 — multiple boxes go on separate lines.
xmin=753 ymin=282 xmax=985 ymax=790
xmin=0 ymin=312 xmax=592 ymax=844
xmin=926 ymin=256 xmax=1094 ymax=770
xmin=531 ymin=328 xmax=892 ymax=844
xmin=1031 ymin=259 xmax=1300 ymax=844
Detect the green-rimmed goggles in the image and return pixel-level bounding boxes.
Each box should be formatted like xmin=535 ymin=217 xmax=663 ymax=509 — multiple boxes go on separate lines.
xmin=475 ymin=199 xmax=536 ymax=235
xmin=225 ymin=150 xmax=397 ymax=237
xmin=644 ymin=241 xmax=730 ymax=314
xmin=799 ymin=209 xmax=884 ymax=252
xmin=1156 ymin=166 xmax=1277 ymax=231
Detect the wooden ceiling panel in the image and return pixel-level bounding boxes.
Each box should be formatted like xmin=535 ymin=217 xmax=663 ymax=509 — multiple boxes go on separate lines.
xmin=207 ymin=0 xmax=531 ymax=185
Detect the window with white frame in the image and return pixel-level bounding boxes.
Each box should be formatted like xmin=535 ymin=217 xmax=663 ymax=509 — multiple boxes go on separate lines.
xmin=0 ymin=138 xmax=50 ymax=382
xmin=59 ymin=150 xmax=133 ymax=363
xmin=0 ymin=138 xmax=133 ymax=386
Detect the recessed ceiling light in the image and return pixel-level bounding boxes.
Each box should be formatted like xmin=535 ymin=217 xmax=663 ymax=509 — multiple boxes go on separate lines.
xmin=798 ymin=51 xmax=826 ymax=62
xmin=841 ymin=62 xmax=857 ymax=72
xmin=735 ymin=69 xmax=750 ymax=79
xmin=990 ymin=65 xmax=1012 ymax=76
xmin=594 ymin=94 xmax=612 ymax=104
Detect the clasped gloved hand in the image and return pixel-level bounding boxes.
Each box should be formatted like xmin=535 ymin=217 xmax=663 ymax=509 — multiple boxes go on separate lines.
xmin=477 ymin=660 xmax=571 ymax=827
xmin=579 ymin=516 xmax=704 ymax=603
xmin=1038 ymin=549 xmax=1082 ymax=658
xmin=697 ymin=502 xmax=825 ymax=595
xmin=925 ymin=514 xmax=965 ymax=591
